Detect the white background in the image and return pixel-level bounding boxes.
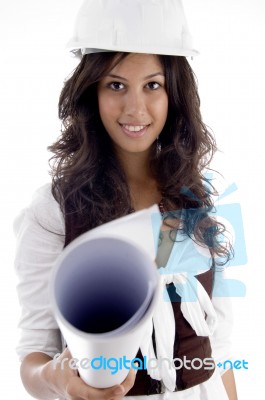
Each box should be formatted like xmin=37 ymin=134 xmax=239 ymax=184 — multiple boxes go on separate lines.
xmin=0 ymin=0 xmax=264 ymax=398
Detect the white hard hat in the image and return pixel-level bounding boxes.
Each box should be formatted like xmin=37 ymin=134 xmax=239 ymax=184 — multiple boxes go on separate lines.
xmin=67 ymin=0 xmax=198 ymax=58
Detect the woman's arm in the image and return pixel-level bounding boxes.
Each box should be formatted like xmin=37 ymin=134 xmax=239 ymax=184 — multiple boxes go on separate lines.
xmin=15 ymin=187 xmax=136 ymax=399
xmin=222 ymin=369 xmax=238 ymax=400
xmin=20 ymin=348 xmax=136 ymax=400
xmin=20 ymin=352 xmax=59 ymax=399
xmin=210 ymin=270 xmax=239 ymax=400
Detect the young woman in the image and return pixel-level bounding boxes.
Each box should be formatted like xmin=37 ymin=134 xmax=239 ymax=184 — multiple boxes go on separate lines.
xmin=14 ymin=1 xmax=238 ymax=399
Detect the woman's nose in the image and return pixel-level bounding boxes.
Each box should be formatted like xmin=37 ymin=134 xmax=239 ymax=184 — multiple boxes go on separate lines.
xmin=123 ymin=90 xmax=147 ymax=118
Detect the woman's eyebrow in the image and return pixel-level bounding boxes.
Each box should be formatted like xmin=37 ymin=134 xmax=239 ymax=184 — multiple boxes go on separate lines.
xmin=106 ymin=72 xmax=165 ymax=81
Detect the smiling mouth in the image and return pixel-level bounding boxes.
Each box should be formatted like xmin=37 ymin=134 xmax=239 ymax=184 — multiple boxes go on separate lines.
xmin=119 ymin=123 xmax=150 ymax=137
xmin=121 ymin=124 xmax=148 ymax=132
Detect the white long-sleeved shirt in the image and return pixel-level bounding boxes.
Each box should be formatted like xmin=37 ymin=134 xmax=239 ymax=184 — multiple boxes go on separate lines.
xmin=14 ymin=184 xmax=234 ymax=399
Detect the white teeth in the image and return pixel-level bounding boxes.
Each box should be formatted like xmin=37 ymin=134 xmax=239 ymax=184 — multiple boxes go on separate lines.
xmin=123 ymin=125 xmax=146 ymax=132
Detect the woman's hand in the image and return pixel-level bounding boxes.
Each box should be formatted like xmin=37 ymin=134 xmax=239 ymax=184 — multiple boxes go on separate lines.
xmin=42 ymin=348 xmax=136 ymax=400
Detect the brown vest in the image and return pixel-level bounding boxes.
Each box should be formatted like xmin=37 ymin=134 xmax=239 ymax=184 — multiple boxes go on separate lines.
xmin=127 ymin=269 xmax=215 ymax=395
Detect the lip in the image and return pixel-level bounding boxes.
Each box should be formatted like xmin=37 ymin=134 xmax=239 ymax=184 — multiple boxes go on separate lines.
xmin=119 ymin=123 xmax=150 ymax=138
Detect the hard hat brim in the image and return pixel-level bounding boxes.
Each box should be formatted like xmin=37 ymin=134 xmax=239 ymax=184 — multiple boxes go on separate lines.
xmin=67 ymin=41 xmax=199 ymax=58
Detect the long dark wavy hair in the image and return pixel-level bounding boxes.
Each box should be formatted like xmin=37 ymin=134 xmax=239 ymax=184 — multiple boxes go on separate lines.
xmin=48 ymin=52 xmax=233 ymax=265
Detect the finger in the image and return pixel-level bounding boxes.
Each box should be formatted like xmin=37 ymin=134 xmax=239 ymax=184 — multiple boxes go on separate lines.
xmin=66 ymin=376 xmax=108 ymax=400
xmin=66 ymin=376 xmax=129 ymax=400
xmin=119 ymin=368 xmax=137 ymax=394
xmin=102 ymin=369 xmax=137 ymax=399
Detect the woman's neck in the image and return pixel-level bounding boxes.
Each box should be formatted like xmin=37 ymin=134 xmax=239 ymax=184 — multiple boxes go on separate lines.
xmin=115 ymin=149 xmax=161 ymax=210
xmin=116 ymin=148 xmax=152 ymax=182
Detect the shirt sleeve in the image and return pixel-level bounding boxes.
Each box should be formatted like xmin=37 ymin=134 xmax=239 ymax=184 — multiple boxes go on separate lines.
xmin=210 ymin=269 xmax=234 ymax=375
xmin=14 ymin=184 xmax=65 ymax=361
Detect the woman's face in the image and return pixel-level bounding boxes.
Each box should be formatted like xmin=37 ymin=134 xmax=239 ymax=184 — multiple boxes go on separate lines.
xmin=97 ymin=53 xmax=168 ymax=157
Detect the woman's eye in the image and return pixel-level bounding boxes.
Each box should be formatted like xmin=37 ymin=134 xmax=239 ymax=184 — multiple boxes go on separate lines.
xmin=146 ymin=82 xmax=161 ymax=90
xmin=109 ymin=82 xmax=125 ymax=91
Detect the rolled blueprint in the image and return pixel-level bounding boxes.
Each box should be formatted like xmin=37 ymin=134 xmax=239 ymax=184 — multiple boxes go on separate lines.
xmin=50 ymin=205 xmax=161 ymax=388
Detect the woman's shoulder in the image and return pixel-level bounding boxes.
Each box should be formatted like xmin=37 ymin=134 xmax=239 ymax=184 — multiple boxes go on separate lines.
xmin=30 ymin=182 xmax=57 ymax=208
xmin=14 ymin=183 xmax=65 ymax=236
